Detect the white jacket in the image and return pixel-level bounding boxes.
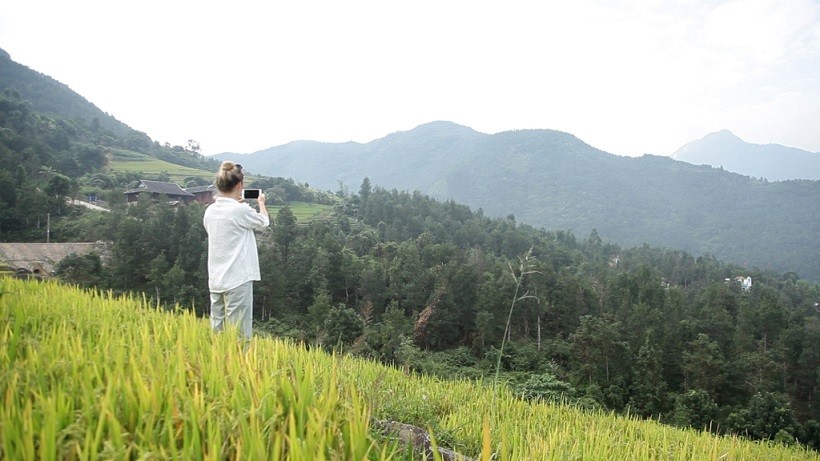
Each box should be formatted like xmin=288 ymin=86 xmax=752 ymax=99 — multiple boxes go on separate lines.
xmin=203 ymin=197 xmax=270 ymax=292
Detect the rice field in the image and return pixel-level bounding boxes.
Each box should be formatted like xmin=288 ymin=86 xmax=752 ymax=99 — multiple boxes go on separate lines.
xmin=269 ymin=203 xmax=334 ymax=222
xmin=108 ymin=149 xmax=214 ymax=182
xmin=1 ymin=277 xmax=817 ymax=460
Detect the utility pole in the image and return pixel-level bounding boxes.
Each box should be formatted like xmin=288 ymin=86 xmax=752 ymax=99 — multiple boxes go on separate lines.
xmin=46 ymin=213 xmax=50 ymax=243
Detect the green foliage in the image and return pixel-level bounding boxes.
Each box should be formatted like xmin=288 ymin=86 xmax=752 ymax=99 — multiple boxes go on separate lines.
xmin=726 ymin=392 xmax=800 ymax=443
xmin=672 ymin=389 xmax=720 ymax=432
xmin=55 ymin=252 xmax=103 ymax=288
xmin=628 ymin=339 xmax=668 ymax=417
xmin=322 ymin=304 xmax=364 ymax=347
xmin=682 ymin=333 xmax=727 ymax=401
xmin=45 ymin=173 xmax=73 ymax=198
xmin=513 ymin=371 xmax=576 ymax=403
xmin=360 ymin=302 xmax=413 ymax=363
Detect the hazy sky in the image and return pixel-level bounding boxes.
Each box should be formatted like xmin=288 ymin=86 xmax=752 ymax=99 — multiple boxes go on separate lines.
xmin=1 ymin=0 xmax=818 ymax=156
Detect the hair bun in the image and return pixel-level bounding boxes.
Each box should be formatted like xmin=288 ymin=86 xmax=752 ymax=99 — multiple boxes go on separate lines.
xmin=220 ymin=161 xmax=235 ymax=171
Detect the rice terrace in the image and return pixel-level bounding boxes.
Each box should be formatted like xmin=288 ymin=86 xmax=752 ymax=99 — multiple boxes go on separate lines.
xmin=1 ymin=278 xmax=816 ymax=460
xmin=107 ymin=149 xmax=215 ymax=183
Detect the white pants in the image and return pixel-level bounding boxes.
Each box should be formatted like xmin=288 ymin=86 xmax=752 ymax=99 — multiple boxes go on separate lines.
xmin=210 ymin=281 xmax=253 ymax=340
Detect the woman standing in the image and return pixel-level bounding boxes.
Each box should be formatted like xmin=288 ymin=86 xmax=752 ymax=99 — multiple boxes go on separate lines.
xmin=203 ymin=161 xmax=269 ymax=340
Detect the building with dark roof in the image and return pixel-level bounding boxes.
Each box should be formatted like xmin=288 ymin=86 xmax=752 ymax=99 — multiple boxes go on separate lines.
xmin=185 ymin=184 xmax=217 ymax=204
xmin=124 ymin=180 xmax=195 ymax=204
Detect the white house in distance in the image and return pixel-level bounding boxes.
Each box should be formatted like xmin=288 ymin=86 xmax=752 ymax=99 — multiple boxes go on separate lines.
xmin=725 ymin=276 xmax=752 ymax=292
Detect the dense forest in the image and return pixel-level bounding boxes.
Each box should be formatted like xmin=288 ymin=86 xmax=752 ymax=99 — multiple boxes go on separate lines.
xmin=1 ymin=51 xmax=819 ymax=451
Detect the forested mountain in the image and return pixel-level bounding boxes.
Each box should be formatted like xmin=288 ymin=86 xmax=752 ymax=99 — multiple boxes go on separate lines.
xmin=224 ymin=122 xmax=820 ymax=283
xmin=0 ymin=47 xmax=134 ymax=139
xmin=673 ymin=130 xmax=820 ymax=181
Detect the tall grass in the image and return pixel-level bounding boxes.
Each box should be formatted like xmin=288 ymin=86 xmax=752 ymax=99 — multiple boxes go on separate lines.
xmin=2 ymin=277 xmax=817 ymax=460
xmin=0 ymin=279 xmax=390 ymax=459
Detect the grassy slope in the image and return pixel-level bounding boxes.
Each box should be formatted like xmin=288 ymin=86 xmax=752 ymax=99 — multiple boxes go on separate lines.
xmin=269 ymin=202 xmax=334 ymax=222
xmin=1 ymin=278 xmax=816 ymax=460
xmin=108 ymin=148 xmax=215 ymax=183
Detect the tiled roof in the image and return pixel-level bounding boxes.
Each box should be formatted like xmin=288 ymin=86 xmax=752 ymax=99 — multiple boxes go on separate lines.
xmin=124 ymin=180 xmax=194 ymax=197
xmin=185 ymin=184 xmax=216 ymax=194
xmin=0 ymin=242 xmax=110 ymax=274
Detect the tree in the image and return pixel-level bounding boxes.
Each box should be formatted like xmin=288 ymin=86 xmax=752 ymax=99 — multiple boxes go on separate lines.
xmin=671 ymin=389 xmax=719 ymax=432
xmin=693 ymin=283 xmax=737 ymax=354
xmin=0 ymin=170 xmax=18 ymax=237
xmin=108 ymin=211 xmax=150 ymax=290
xmin=45 ymin=173 xmax=73 ymax=199
xmin=472 ymin=266 xmax=514 ymax=350
xmin=514 ymin=371 xmax=576 ymax=403
xmin=629 ymin=338 xmax=668 ymax=416
xmin=322 ymin=304 xmax=364 ymax=348
xmin=584 ymin=228 xmax=603 ymax=263
xmin=570 ymin=315 xmax=627 ymax=385
xmin=73 ymin=144 xmax=106 ymax=173
xmin=682 ymin=334 xmax=726 ymax=401
xmin=387 ymin=241 xmax=431 ymax=314
xmin=725 ymin=391 xmax=799 ymax=442
xmin=147 ymin=253 xmax=170 ymax=305
xmin=0 ymin=170 xmax=17 ymax=208
xmin=365 ymin=302 xmax=413 ymax=363
xmin=800 ymin=420 xmax=820 ymax=451
xmin=308 ymin=289 xmax=333 ymax=339
xmin=359 ymin=177 xmax=371 ymax=196
xmin=274 ymin=206 xmax=298 ymax=258
xmin=55 ymin=252 xmax=102 ymax=288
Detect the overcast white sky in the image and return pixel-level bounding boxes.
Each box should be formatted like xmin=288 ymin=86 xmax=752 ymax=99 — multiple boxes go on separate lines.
xmin=1 ymin=0 xmax=818 ymax=156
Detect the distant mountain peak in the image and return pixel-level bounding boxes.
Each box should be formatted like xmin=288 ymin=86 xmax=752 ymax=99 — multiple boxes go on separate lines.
xmin=705 ymin=129 xmax=743 ymax=142
xmin=676 ymin=131 xmax=745 ymax=154
xmin=404 ymin=121 xmax=479 ymax=136
xmin=369 ymin=121 xmax=482 ymax=147
xmin=417 ymin=120 xmax=469 ymax=129
xmin=673 ymin=130 xmax=820 ymax=181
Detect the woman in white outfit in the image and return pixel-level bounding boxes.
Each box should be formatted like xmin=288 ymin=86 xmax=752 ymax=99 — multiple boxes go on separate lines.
xmin=203 ymin=161 xmax=269 ymax=340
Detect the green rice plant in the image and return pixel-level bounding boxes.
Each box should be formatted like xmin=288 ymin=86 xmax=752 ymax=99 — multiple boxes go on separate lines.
xmin=268 ymin=203 xmax=333 ymax=222
xmin=1 ymin=277 xmax=818 ymax=460
xmin=108 ymin=149 xmax=213 ymax=182
xmin=0 ymin=279 xmax=392 ymax=460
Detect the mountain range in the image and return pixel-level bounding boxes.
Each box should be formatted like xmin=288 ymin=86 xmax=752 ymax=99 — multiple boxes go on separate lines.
xmin=673 ymin=130 xmax=820 ymax=181
xmin=1 ymin=47 xmax=817 ymax=282
xmin=223 ymin=122 xmax=820 ymax=282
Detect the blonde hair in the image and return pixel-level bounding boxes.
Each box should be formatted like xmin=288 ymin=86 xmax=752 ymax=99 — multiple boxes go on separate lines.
xmin=214 ymin=161 xmax=244 ymax=193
